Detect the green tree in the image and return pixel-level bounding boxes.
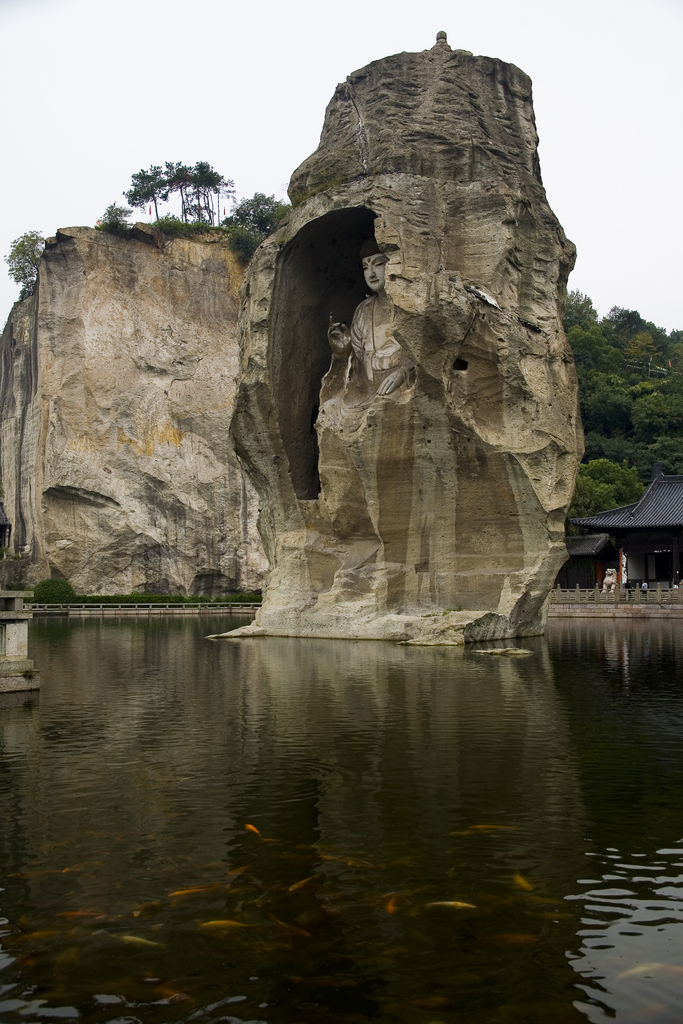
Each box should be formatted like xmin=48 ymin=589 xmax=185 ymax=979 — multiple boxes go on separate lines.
xmin=124 ymin=164 xmax=167 ymax=219
xmin=631 ymin=391 xmax=683 ymax=443
xmin=607 ymin=306 xmax=669 ymax=354
xmin=97 ymin=203 xmax=132 ymax=236
xmin=223 ymin=193 xmax=290 ymax=261
xmin=563 ymin=289 xmax=599 ymax=332
xmin=5 ymin=230 xmax=45 ymax=299
xmin=568 ymin=459 xmax=644 ymax=522
xmin=563 ymin=290 xmax=683 ymax=487
xmin=164 ymin=162 xmax=194 ymax=222
xmin=567 ymin=324 xmax=622 ymax=374
xmin=625 ymin=331 xmax=661 ymax=367
xmin=162 ymin=161 xmax=234 ymax=224
xmin=226 ymin=193 xmax=290 ymax=236
xmin=580 ymin=372 xmax=634 ymax=437
xmin=189 ymin=161 xmax=234 ymax=225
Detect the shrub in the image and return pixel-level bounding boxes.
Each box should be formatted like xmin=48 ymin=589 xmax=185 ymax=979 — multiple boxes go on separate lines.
xmin=97 ymin=203 xmax=133 ymax=237
xmin=223 ymin=194 xmax=290 ymax=264
xmin=153 ymin=216 xmax=228 ymax=240
xmin=228 ymin=226 xmax=262 ymax=263
xmin=5 ymin=231 xmax=45 ymax=299
xmin=225 ymin=193 xmax=290 ymax=236
xmin=32 ymin=578 xmax=76 ymax=603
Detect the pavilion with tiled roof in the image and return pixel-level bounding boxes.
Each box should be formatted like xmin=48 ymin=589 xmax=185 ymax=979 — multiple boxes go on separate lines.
xmin=571 ymin=463 xmax=683 ymax=587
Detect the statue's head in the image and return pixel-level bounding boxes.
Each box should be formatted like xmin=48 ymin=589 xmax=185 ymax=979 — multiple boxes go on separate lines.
xmin=360 ymin=240 xmax=388 ymax=294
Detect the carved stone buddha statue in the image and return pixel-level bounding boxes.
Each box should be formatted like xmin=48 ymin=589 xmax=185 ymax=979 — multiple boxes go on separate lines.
xmin=327 ymin=240 xmax=414 ymax=400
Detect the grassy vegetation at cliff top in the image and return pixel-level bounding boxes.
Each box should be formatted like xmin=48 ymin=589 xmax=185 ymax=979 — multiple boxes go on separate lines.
xmin=151 ymin=217 xmax=234 ymax=240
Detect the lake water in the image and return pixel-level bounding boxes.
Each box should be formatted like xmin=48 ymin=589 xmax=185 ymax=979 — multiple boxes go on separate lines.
xmin=1 ymin=616 xmax=683 ymax=1024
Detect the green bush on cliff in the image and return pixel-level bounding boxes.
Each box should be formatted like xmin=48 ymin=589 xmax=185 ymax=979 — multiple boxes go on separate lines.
xmin=97 ymin=203 xmax=133 ymax=237
xmin=5 ymin=231 xmax=45 ymax=299
xmin=227 ymin=226 xmax=263 ymax=262
xmin=225 ymin=193 xmax=290 ymax=236
xmin=32 ymin=578 xmax=76 ymax=604
xmin=223 ymin=193 xmax=290 ymax=262
xmin=153 ymin=217 xmax=230 ymax=240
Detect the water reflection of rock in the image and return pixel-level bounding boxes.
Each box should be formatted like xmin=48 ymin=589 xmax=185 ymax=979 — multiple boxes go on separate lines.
xmin=230 ymin=636 xmax=587 ymax=881
xmin=1 ymin=625 xmax=589 ymax=881
xmin=0 ymin=621 xmax=596 ymax=1021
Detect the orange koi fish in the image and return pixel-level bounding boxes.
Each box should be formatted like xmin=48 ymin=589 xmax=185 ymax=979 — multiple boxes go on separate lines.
xmin=320 ymin=855 xmax=373 ymax=868
xmin=513 ymin=873 xmax=534 ymax=891
xmin=119 ymin=934 xmax=164 ymax=948
xmin=245 ymin=824 xmax=260 ymax=835
xmin=269 ymin=914 xmax=311 ymax=937
xmin=385 ymin=895 xmax=399 ymax=914
xmin=426 ymin=901 xmax=476 ymax=909
xmin=288 ymin=876 xmax=316 ymax=892
xmin=168 ymin=885 xmax=225 ymax=897
xmin=57 ymin=911 xmax=100 ymax=919
xmin=199 ymin=920 xmax=252 ymax=929
xmin=470 ymin=825 xmax=516 ymax=831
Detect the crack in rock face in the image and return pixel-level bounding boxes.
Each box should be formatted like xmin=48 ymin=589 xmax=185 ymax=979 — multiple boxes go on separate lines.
xmin=228 ymin=38 xmax=582 ymax=643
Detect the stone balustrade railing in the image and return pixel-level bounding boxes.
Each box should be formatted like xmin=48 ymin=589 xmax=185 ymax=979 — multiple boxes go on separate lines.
xmin=26 ymin=602 xmax=261 ymax=615
xmin=550 ymin=586 xmax=682 ymax=605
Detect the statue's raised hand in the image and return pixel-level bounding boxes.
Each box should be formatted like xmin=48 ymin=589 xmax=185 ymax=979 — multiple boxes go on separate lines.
xmin=328 ymin=313 xmax=351 ymax=355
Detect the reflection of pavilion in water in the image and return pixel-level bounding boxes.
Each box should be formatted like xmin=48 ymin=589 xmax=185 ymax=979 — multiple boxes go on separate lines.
xmin=572 ymin=463 xmax=683 ymax=588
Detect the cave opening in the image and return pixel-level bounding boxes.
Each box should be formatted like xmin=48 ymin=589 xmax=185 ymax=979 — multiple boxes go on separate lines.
xmin=271 ymin=206 xmax=377 ymax=500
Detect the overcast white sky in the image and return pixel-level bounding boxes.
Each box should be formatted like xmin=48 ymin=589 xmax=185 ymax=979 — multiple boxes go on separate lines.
xmin=1 ymin=0 xmax=681 ymax=329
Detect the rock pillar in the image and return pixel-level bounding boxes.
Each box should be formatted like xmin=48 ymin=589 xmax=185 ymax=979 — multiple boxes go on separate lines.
xmin=228 ymin=35 xmax=583 ymax=644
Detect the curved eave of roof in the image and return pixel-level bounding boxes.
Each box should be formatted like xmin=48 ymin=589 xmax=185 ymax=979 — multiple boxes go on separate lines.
xmin=565 ymin=533 xmax=616 ymax=557
xmin=571 ymin=477 xmax=683 ymax=530
xmin=570 ymin=502 xmax=639 ymax=530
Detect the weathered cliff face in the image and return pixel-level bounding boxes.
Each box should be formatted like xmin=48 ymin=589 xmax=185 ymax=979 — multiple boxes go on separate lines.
xmin=0 ymin=226 xmax=266 ymax=594
xmin=228 ymin=37 xmax=583 ymax=643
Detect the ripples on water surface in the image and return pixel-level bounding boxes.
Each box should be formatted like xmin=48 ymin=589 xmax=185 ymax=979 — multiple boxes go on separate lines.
xmin=0 ymin=616 xmax=682 ymax=1024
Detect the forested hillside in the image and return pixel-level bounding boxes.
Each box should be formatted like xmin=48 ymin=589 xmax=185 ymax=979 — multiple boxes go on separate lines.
xmin=565 ymin=292 xmax=683 ymax=521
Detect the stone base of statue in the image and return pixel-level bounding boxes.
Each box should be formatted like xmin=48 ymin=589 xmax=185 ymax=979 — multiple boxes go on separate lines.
xmin=220 ymin=35 xmax=582 ymax=646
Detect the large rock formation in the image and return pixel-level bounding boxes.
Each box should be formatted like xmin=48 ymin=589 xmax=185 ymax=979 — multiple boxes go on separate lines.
xmin=227 ymin=35 xmax=583 ymax=643
xmin=0 ymin=226 xmax=266 ymax=594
